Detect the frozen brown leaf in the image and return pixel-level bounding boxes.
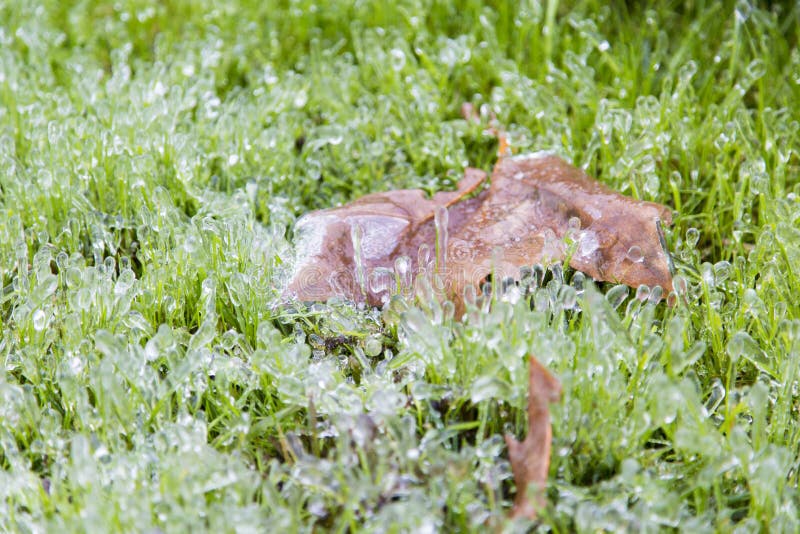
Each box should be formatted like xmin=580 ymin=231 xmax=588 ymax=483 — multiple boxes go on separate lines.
xmin=505 ymin=355 xmax=562 ymax=520
xmin=283 ymin=153 xmax=674 ymax=312
xmin=445 ymin=154 xmax=674 ymax=313
xmin=284 ymin=167 xmax=487 ymax=305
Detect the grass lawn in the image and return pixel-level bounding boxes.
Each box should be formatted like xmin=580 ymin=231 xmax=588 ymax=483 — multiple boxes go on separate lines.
xmin=1 ymin=0 xmax=799 ymax=531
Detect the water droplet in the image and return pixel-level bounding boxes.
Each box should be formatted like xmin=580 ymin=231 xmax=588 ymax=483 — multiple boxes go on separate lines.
xmin=144 ymin=324 xmax=175 ymax=361
xmin=115 ymin=268 xmax=136 ymax=295
xmin=518 ymin=266 xmax=533 ymax=290
xmin=34 ymin=274 xmax=58 ymax=301
xmin=626 ymin=245 xmax=644 ymax=263
xmin=666 ymin=291 xmax=678 ymax=307
xmin=64 ymin=267 xmax=81 ymax=289
xmin=351 ymin=223 xmax=366 ymax=294
xmin=369 ymin=267 xmax=394 ymax=298
xmin=481 ymin=281 xmax=492 ymax=297
xmin=576 ymin=231 xmax=599 ymax=260
xmin=364 ymin=335 xmax=382 ymax=357
xmin=394 ymin=256 xmax=411 ymax=291
xmin=434 ymin=206 xmax=449 ymax=272
xmin=635 ymin=284 xmax=651 ymax=301
xmin=713 ymin=261 xmax=732 ymax=283
xmin=292 ymin=323 xmax=306 ymax=345
xmin=740 ymin=158 xmax=768 ymax=196
xmin=462 ymin=284 xmax=478 ymax=307
xmin=308 ymin=499 xmax=327 ymax=518
xmin=293 ymin=89 xmax=308 ymax=108
xmin=76 ymin=287 xmax=92 ymax=310
xmin=648 ymin=285 xmax=663 ymax=304
xmin=395 ymin=256 xmax=409 ymax=276
xmin=685 ymin=228 xmax=700 ymax=248
xmin=746 ymin=58 xmax=766 ymax=81
xmin=532 ymin=264 xmax=545 ymax=289
xmin=571 ymin=271 xmax=585 ymax=294
xmin=701 ymin=263 xmax=715 ymax=288
xmin=672 ymin=275 xmax=688 ymax=297
xmin=15 ymin=240 xmax=28 ymax=261
xmin=678 ymin=60 xmax=697 ymax=85
xmin=32 ymin=309 xmax=46 ymax=331
xmin=221 ymin=329 xmax=238 ymax=351
xmin=104 ymin=256 xmax=116 ymax=273
xmin=704 ymin=379 xmax=726 ymax=415
xmin=390 ymin=48 xmax=406 ymax=71
xmin=560 ymin=285 xmax=577 ymax=309
xmin=438 ymin=36 xmax=470 ymax=67
xmin=417 ymin=243 xmax=432 ymax=273
xmin=549 ymin=263 xmax=564 ymax=284
xmin=55 ymin=251 xmax=69 ymax=271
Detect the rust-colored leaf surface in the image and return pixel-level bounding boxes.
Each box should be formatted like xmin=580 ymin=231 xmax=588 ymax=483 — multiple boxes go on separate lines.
xmin=445 ymin=155 xmax=674 ymax=308
xmin=284 ymin=153 xmax=673 ymax=311
xmin=284 ymin=167 xmax=487 ymax=303
xmin=505 ymin=356 xmax=562 ymax=520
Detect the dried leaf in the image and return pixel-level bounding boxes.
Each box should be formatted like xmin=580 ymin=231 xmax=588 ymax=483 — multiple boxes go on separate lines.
xmin=285 ymin=167 xmax=487 ymax=304
xmin=505 ymin=356 xmax=562 ymax=520
xmin=445 ymin=154 xmax=673 ymax=313
xmin=284 ymin=154 xmax=674 ymax=311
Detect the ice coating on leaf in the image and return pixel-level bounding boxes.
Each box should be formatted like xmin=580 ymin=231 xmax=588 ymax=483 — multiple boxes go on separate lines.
xmin=284 ymin=155 xmax=674 ymax=314
xmin=284 ymin=168 xmax=487 ymax=305
xmin=352 ymin=216 xmax=410 ymax=261
xmin=446 ymin=156 xmax=674 ymax=311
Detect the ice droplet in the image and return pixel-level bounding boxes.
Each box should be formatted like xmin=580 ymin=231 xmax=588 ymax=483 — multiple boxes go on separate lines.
xmin=293 ymin=89 xmax=308 ymax=108
xmin=626 ymin=245 xmax=644 ymax=263
xmin=32 ymin=309 xmax=46 ymax=331
xmin=351 ymin=223 xmax=366 ymax=294
xmin=115 ymin=268 xmax=136 ymax=295
xmin=364 ymin=335 xmax=383 ymax=357
xmin=390 ymin=48 xmax=406 ymax=71
xmin=648 ymin=285 xmax=663 ymax=304
xmin=369 ymin=267 xmax=394 ymax=298
xmin=714 ymin=261 xmax=732 ymax=283
xmin=571 ymin=271 xmax=585 ymax=294
xmin=434 ymin=206 xmax=449 ymax=272
xmin=395 ymin=256 xmax=409 ymax=276
xmin=685 ymin=228 xmax=700 ymax=248
xmin=635 ymin=284 xmax=651 ymax=301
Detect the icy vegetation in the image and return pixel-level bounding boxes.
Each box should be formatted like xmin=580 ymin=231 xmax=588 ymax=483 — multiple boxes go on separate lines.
xmin=1 ymin=1 xmax=799 ymax=531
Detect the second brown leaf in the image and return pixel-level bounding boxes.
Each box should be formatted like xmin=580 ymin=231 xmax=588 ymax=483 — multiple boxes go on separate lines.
xmin=505 ymin=355 xmax=562 ymax=520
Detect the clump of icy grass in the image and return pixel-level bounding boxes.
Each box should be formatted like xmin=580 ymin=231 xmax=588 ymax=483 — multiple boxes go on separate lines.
xmin=2 ymin=1 xmax=799 ymax=531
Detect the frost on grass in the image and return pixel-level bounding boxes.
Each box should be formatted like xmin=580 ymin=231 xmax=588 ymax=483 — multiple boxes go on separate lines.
xmin=2 ymin=1 xmax=800 ymax=532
